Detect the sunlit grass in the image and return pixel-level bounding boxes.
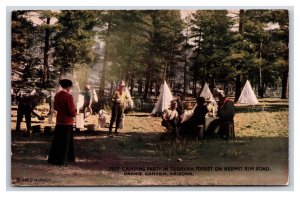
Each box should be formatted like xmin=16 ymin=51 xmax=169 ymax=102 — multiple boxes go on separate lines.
xmin=235 ymin=110 xmax=288 ymax=137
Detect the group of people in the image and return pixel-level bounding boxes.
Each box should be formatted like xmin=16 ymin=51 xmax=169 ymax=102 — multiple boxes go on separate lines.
xmin=161 ymin=90 xmax=235 ymax=139
xmin=48 ymin=79 xmax=129 ymax=165
xmin=14 ymin=78 xmax=235 ymax=166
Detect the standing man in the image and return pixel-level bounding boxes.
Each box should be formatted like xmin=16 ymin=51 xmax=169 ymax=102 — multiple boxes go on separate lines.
xmin=81 ymin=84 xmax=92 ymax=118
xmin=15 ymin=91 xmax=44 ymax=135
xmin=109 ymin=80 xmax=128 ymax=133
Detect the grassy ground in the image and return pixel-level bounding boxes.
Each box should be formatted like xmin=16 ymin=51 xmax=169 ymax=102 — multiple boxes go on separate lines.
xmin=10 ymin=98 xmax=289 ymax=186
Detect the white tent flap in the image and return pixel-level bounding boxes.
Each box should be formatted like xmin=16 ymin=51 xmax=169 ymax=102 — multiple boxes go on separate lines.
xmin=200 ymin=83 xmax=214 ymax=101
xmin=151 ymin=80 xmax=173 ymax=114
xmin=199 ymin=82 xmax=218 ymax=115
xmin=237 ymin=80 xmax=259 ymax=105
xmin=125 ymin=87 xmax=134 ymax=109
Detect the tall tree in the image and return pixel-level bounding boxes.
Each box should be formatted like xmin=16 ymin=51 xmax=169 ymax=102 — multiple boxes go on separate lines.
xmin=53 ymin=10 xmax=102 ymax=75
xmin=271 ymin=10 xmax=289 ymax=99
xmin=182 ymin=15 xmax=193 ymax=96
xmin=33 ymin=10 xmax=60 ymax=88
xmin=242 ymin=10 xmax=289 ymax=98
xmin=142 ymin=10 xmax=184 ymax=99
xmin=38 ymin=11 xmax=54 ymax=87
xmin=190 ymin=10 xmax=233 ymax=96
xmin=234 ymin=9 xmax=244 ymax=101
xmin=98 ymin=10 xmax=114 ymax=97
xmin=11 ymin=11 xmax=38 ymax=88
xmin=11 ymin=11 xmax=34 ymax=64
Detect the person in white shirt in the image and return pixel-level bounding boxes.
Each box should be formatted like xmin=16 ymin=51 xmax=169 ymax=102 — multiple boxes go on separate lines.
xmin=161 ymin=100 xmax=179 ymax=137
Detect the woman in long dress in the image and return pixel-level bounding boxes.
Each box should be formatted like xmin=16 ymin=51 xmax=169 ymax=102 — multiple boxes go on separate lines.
xmin=48 ymin=79 xmax=77 ymax=165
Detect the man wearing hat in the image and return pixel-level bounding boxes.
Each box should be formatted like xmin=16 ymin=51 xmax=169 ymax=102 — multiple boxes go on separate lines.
xmin=109 ymin=80 xmax=128 ymax=133
xmin=206 ymin=89 xmax=235 ymax=139
xmin=215 ymin=90 xmax=235 ymax=121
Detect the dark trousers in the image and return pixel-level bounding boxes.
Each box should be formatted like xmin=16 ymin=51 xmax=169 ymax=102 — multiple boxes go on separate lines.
xmin=180 ymin=119 xmax=204 ymax=137
xmin=48 ymin=124 xmax=75 ymax=165
xmin=205 ymin=118 xmax=233 ymax=139
xmin=81 ymin=101 xmax=91 ymax=118
xmin=16 ymin=109 xmax=31 ymax=131
xmin=162 ymin=119 xmax=179 ymax=137
xmin=109 ymin=103 xmax=124 ymax=132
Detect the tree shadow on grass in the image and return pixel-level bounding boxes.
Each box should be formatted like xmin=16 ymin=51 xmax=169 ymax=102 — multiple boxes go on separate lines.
xmin=11 ymin=128 xmax=288 ymax=173
xmin=10 ymin=130 xmax=289 ymax=186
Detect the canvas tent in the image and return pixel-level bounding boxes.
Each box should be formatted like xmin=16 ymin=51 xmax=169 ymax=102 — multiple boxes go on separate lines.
xmin=200 ymin=82 xmax=216 ymax=102
xmin=199 ymin=82 xmax=218 ymax=113
xmin=237 ymin=80 xmax=259 ymax=105
xmin=181 ymin=83 xmax=217 ymax=123
xmin=151 ymin=80 xmax=173 ymax=114
xmin=125 ymin=86 xmax=134 ymax=109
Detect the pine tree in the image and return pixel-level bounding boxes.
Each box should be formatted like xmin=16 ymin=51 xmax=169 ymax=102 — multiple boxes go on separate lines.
xmin=190 ymin=10 xmax=233 ymax=96
xmin=53 ymin=10 xmax=102 ymax=75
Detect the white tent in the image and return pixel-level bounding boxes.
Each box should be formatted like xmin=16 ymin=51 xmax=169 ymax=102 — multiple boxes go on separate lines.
xmin=200 ymin=82 xmax=218 ymax=113
xmin=151 ymin=80 xmax=173 ymax=114
xmin=125 ymin=86 xmax=134 ymax=109
xmin=200 ymin=82 xmax=216 ymax=102
xmin=181 ymin=83 xmax=218 ymax=122
xmin=237 ymin=80 xmax=259 ymax=105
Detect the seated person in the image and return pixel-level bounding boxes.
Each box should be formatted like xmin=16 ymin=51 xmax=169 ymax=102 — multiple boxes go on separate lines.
xmin=161 ymin=100 xmax=179 ymax=137
xmin=175 ymin=94 xmax=185 ymax=118
xmin=180 ymin=97 xmax=208 ymax=137
xmin=206 ymin=97 xmax=218 ymax=117
xmin=205 ymin=90 xmax=235 ymax=139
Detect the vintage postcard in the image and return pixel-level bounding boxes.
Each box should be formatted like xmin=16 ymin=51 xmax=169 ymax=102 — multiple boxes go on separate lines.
xmin=10 ymin=9 xmax=289 ymax=186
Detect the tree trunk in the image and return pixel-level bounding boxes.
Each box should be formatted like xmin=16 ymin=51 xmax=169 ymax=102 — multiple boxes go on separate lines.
xmin=130 ymin=76 xmax=134 ymax=96
xmin=239 ymin=9 xmax=245 ymax=33
xmin=281 ymin=40 xmax=289 ymax=99
xmin=125 ymin=34 xmax=133 ymax=83
xmin=99 ymin=11 xmax=112 ymax=98
xmin=138 ymin=79 xmax=143 ymax=96
xmin=150 ymin=82 xmax=153 ymax=95
xmin=183 ymin=26 xmax=189 ymax=97
xmin=192 ymin=32 xmax=202 ymax=98
xmin=110 ymin=80 xmax=114 ymax=96
xmin=224 ymin=83 xmax=228 ymax=96
xmin=258 ymin=77 xmax=264 ymax=98
xmin=193 ymin=77 xmax=197 ymax=98
xmin=42 ymin=17 xmax=51 ymax=88
xmin=281 ymin=67 xmax=289 ymax=99
xmin=234 ymin=9 xmax=245 ymax=102
xmin=234 ymin=73 xmax=241 ymax=102
xmin=258 ymin=40 xmax=264 ymax=98
xmin=210 ymin=75 xmax=215 ymax=91
xmin=143 ymin=77 xmax=150 ymax=100
xmin=258 ymin=75 xmax=265 ymax=98
xmin=99 ymin=49 xmax=108 ymax=97
xmin=183 ymin=59 xmax=187 ymax=96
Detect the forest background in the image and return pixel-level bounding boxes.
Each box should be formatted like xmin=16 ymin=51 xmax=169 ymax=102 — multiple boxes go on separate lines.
xmin=11 ymin=9 xmax=289 ymax=102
